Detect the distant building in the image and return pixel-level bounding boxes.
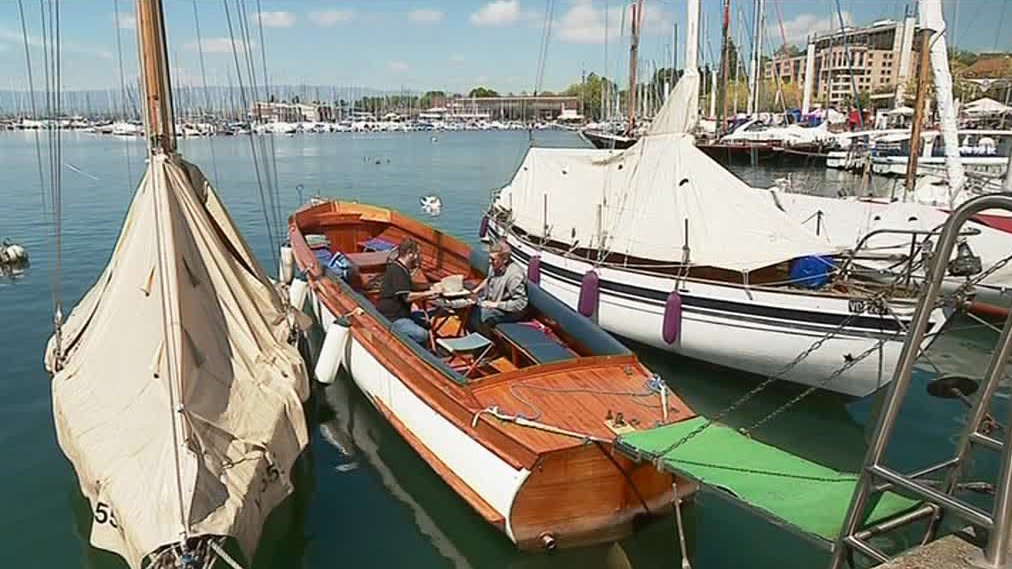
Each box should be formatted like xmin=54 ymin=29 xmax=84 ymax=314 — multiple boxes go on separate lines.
xmin=251 ymin=101 xmax=334 ymax=123
xmin=763 ymin=17 xmax=920 ymax=108
xmin=445 ymin=95 xmax=581 ymax=121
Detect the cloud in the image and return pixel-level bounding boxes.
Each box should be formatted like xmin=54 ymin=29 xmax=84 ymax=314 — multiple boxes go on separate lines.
xmin=0 ymin=29 xmax=113 ymax=59
xmin=470 ymin=0 xmax=521 ymax=27
xmin=310 ymin=9 xmax=354 ymax=26
xmin=388 ymin=61 xmax=409 ymax=73
xmin=449 ymin=54 xmax=466 ymax=63
xmin=773 ymin=12 xmax=853 ymax=45
xmin=185 ymin=37 xmax=252 ymax=54
xmin=408 ymin=8 xmax=444 ymax=24
xmin=555 ymin=0 xmax=672 ymax=45
xmin=113 ymin=12 xmax=136 ymax=29
xmin=253 ymin=10 xmax=296 ymax=28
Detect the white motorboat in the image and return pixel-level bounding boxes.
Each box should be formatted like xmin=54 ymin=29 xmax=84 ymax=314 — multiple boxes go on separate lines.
xmin=870 ymin=129 xmax=1012 ymax=177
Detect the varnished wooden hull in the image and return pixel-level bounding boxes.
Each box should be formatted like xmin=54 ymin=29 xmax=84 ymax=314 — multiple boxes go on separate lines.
xmin=291 ymin=200 xmax=697 ymax=548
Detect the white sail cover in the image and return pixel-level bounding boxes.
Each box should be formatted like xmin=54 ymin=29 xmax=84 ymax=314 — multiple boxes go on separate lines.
xmin=495 ymin=133 xmax=836 ymax=272
xmin=45 ymin=154 xmax=309 ymax=568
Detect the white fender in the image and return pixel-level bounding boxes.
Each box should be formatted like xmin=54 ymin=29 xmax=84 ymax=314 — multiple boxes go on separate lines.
xmin=289 ymin=279 xmax=309 ymax=311
xmin=279 ymin=245 xmax=295 ymax=284
xmin=314 ymin=317 xmax=350 ymax=384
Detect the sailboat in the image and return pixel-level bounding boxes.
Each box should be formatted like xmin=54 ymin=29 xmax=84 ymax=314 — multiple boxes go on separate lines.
xmin=43 ymin=2 xmax=309 ymax=567
xmin=483 ymin=0 xmax=951 ymax=398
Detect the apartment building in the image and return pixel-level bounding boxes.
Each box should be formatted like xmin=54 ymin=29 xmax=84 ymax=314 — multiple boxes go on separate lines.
xmin=764 ymin=17 xmax=918 ymax=108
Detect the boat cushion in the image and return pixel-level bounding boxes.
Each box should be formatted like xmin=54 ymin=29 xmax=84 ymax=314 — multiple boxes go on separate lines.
xmin=362 ymin=237 xmax=396 ymax=252
xmin=495 ymin=322 xmax=574 ymax=364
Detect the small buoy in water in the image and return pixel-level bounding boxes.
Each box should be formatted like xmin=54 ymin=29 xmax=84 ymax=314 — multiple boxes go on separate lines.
xmin=420 ymin=195 xmax=442 ymax=217
xmin=431 ymin=136 xmax=438 ymax=143
xmin=0 ymin=240 xmax=27 ymax=265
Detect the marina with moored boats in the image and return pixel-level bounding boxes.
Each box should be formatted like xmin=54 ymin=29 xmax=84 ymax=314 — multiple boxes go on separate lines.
xmin=4 ymin=0 xmax=1012 ymax=568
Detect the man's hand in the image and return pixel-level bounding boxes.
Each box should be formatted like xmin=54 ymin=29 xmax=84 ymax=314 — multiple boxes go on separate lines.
xmin=479 ymin=300 xmax=499 ymax=309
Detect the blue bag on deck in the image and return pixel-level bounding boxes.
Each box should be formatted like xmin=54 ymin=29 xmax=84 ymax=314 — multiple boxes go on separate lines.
xmin=789 ymin=256 xmax=833 ymax=289
xmin=323 ymin=251 xmax=351 ymax=281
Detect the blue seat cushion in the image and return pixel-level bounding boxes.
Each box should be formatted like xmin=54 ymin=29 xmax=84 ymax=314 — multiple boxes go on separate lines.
xmin=362 ymin=237 xmax=397 ymax=252
xmin=495 ymin=322 xmax=574 ymax=364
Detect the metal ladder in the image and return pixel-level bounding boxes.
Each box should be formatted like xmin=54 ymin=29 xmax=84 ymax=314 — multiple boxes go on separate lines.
xmin=830 ymin=194 xmax=1012 ymax=569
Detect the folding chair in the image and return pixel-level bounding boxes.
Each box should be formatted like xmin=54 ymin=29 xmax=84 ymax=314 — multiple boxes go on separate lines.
xmin=437 ymin=333 xmax=495 ymax=379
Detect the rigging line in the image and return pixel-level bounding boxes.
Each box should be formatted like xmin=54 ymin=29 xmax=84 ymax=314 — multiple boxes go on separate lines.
xmin=253 ymin=0 xmax=284 ymax=242
xmin=113 ymin=0 xmax=133 ymax=185
xmin=17 ymin=0 xmax=46 ymax=211
xmin=222 ymin=0 xmax=278 ymax=267
xmin=237 ymin=0 xmax=282 ymax=247
xmin=191 ymin=0 xmax=220 ymax=186
xmin=529 ymin=0 xmax=555 ymax=143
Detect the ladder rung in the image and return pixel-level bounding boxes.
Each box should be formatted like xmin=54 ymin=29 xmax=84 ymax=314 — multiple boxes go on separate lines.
xmin=970 ymin=431 xmax=1004 ymax=452
xmin=871 ymin=457 xmax=960 ymax=493
xmin=869 ymin=465 xmax=994 ymax=529
xmin=842 ymin=535 xmax=890 ymax=564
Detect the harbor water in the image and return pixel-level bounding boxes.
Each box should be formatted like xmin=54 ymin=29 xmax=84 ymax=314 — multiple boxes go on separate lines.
xmin=0 ymin=129 xmax=1002 ymax=568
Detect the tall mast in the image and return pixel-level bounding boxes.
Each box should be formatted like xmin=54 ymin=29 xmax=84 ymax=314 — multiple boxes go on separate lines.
xmin=904 ymin=29 xmax=932 ymax=199
xmin=627 ymin=0 xmax=643 ymax=131
xmin=136 ymin=0 xmax=176 ymax=155
xmin=747 ymin=0 xmax=764 ymax=116
xmin=718 ymin=0 xmax=731 ymax=132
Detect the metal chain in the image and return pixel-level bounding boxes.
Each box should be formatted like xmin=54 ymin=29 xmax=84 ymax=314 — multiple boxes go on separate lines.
xmin=663 ymin=457 xmax=858 ymax=483
xmin=651 ymin=288 xmax=897 ymax=458
xmin=742 ymin=331 xmax=903 ymax=435
xmin=737 ymin=249 xmax=1012 ymax=438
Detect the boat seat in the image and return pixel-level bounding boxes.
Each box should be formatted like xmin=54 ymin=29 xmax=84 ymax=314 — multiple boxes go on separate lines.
xmin=494 ymin=322 xmax=575 ymax=365
xmin=345 ymin=250 xmax=393 ymax=273
xmin=437 ymin=333 xmax=494 ymax=379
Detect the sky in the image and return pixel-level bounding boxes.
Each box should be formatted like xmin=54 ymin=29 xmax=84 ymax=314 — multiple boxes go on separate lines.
xmin=0 ymin=0 xmax=1009 ymax=95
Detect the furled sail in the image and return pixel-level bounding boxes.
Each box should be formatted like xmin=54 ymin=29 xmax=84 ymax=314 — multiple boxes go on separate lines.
xmin=495 ymin=134 xmax=836 ymax=272
xmin=45 ymin=154 xmax=309 ymax=568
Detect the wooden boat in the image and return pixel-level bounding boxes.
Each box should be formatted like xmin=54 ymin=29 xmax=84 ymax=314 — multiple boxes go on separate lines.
xmin=288 ymin=200 xmax=698 ymax=549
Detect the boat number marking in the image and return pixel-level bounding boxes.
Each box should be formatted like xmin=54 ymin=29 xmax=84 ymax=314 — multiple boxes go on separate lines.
xmin=94 ymin=502 xmax=118 ymax=529
xmin=847 ymin=298 xmax=889 ymax=316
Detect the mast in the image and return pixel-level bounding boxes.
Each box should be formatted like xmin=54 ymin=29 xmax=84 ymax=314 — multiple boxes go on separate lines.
xmin=904 ymin=29 xmax=932 ymax=198
xmin=747 ymin=0 xmax=764 ymax=116
xmin=136 ymin=0 xmax=176 ymax=155
xmin=718 ymin=0 xmax=731 ymax=131
xmin=801 ymin=40 xmax=815 ymax=115
xmin=627 ymin=0 xmax=642 ymax=131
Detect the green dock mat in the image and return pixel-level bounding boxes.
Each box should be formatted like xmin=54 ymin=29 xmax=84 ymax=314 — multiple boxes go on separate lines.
xmin=617 ymin=417 xmax=918 ymax=543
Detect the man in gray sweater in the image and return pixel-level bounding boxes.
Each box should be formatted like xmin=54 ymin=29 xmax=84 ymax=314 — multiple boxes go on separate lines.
xmin=469 ymin=239 xmax=528 ymax=335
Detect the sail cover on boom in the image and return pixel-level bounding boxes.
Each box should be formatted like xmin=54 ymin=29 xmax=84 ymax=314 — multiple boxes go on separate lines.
xmin=495 ymin=132 xmax=836 ymax=272
xmin=45 ymin=154 xmax=309 ymax=568
xmin=494 ymin=65 xmax=835 ymax=273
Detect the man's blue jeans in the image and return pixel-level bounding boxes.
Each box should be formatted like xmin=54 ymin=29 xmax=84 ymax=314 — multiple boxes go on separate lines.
xmin=391 ymin=311 xmax=429 ymax=344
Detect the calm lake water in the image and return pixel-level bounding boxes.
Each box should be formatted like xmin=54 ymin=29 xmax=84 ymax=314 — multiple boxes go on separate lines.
xmin=0 ymin=129 xmax=1002 ymax=568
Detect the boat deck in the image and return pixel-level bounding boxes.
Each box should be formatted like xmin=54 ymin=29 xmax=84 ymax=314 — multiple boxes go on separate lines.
xmin=471 ymin=357 xmax=696 ymax=454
